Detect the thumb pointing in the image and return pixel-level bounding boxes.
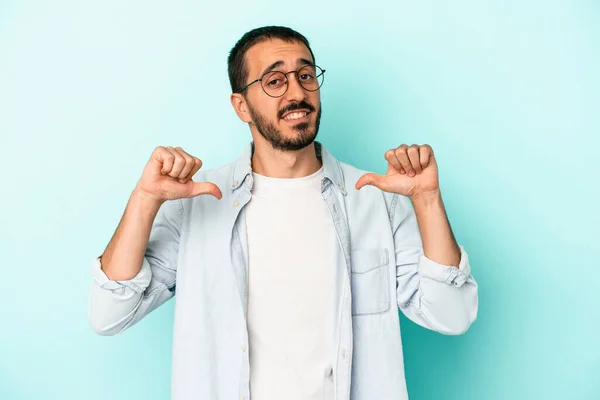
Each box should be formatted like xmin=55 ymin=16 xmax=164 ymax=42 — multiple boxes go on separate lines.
xmin=355 ymin=173 xmax=381 ymax=190
xmin=191 ymin=182 xmax=223 ymax=199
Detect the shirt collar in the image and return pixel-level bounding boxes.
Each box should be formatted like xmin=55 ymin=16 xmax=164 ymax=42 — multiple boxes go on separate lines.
xmin=230 ymin=141 xmax=347 ymax=195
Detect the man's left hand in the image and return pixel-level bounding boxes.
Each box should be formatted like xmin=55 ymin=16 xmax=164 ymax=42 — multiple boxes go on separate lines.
xmin=355 ymin=144 xmax=440 ymax=199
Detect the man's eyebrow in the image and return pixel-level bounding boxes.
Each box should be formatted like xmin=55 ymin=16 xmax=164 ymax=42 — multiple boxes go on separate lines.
xmin=260 ymin=61 xmax=284 ymax=78
xmin=298 ymin=58 xmax=313 ymax=67
xmin=259 ymin=58 xmax=315 ymax=77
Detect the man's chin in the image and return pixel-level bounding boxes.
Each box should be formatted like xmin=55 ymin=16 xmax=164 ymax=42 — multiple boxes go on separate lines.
xmin=273 ymin=129 xmax=317 ymax=151
xmin=281 ymin=123 xmax=315 ymax=140
xmin=289 ymin=122 xmax=311 ymax=131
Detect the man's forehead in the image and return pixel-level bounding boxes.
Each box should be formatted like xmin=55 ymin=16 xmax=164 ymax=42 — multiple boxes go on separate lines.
xmin=246 ymin=39 xmax=313 ymax=75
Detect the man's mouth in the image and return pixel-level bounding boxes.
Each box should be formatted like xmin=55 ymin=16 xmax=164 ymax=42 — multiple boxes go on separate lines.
xmin=281 ymin=110 xmax=311 ymax=121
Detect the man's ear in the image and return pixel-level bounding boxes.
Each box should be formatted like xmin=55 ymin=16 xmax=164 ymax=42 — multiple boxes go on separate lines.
xmin=230 ymin=93 xmax=252 ymax=123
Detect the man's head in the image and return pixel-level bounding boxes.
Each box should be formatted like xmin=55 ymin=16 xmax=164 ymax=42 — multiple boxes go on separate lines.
xmin=228 ymin=26 xmax=323 ymax=152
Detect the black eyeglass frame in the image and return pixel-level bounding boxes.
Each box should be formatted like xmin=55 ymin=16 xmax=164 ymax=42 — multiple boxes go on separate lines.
xmin=235 ymin=64 xmax=326 ymax=98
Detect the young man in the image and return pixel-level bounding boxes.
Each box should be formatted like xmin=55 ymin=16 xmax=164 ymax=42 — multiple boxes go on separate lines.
xmin=88 ymin=26 xmax=478 ymax=400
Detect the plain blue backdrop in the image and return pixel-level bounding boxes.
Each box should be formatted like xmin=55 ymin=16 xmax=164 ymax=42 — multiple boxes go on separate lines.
xmin=1 ymin=1 xmax=599 ymax=399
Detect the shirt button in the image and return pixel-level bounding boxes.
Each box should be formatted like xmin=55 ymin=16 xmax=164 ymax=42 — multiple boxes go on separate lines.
xmin=232 ymin=181 xmax=239 ymax=187
xmin=233 ymin=200 xmax=239 ymax=207
xmin=241 ymin=344 xmax=247 ymax=352
xmin=338 ymin=185 xmax=344 ymax=191
xmin=342 ymin=349 xmax=347 ymax=359
xmin=240 ymin=396 xmax=245 ymax=400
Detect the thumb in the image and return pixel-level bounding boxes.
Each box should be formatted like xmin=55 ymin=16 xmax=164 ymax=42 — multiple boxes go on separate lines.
xmin=355 ymin=173 xmax=385 ymax=190
xmin=189 ymin=182 xmax=223 ymax=199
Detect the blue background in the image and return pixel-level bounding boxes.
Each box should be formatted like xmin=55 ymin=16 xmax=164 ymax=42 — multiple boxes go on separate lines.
xmin=1 ymin=1 xmax=599 ymax=399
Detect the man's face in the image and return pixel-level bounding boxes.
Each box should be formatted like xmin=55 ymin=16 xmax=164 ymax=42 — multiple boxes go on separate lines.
xmin=242 ymin=39 xmax=322 ymax=152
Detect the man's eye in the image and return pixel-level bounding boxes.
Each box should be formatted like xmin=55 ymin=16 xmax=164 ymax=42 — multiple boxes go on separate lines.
xmin=267 ymin=79 xmax=282 ymax=86
xmin=300 ymin=74 xmax=314 ymax=81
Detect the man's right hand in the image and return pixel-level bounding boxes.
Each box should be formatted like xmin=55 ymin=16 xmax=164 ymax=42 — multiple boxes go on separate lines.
xmin=135 ymin=146 xmax=223 ymax=202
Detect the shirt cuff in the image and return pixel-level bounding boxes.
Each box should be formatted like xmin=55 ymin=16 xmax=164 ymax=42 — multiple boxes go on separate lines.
xmin=90 ymin=255 xmax=152 ymax=295
xmin=417 ymin=244 xmax=471 ymax=287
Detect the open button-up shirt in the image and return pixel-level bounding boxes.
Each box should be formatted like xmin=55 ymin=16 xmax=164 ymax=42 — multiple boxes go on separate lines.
xmin=88 ymin=141 xmax=478 ymax=400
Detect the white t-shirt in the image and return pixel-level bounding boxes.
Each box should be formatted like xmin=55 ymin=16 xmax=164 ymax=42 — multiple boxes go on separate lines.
xmin=245 ymin=165 xmax=338 ymax=400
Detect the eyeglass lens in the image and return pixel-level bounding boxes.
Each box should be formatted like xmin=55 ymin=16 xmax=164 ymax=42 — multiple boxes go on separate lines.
xmin=261 ymin=65 xmax=324 ymax=97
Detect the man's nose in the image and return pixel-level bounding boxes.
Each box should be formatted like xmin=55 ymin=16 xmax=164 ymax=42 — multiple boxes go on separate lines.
xmin=284 ymin=72 xmax=307 ymax=102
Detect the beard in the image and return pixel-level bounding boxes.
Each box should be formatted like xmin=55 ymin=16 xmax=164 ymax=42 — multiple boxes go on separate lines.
xmin=247 ymin=99 xmax=322 ymax=152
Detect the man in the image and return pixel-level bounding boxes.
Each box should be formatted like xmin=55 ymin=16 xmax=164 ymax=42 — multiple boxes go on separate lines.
xmin=88 ymin=26 xmax=478 ymax=400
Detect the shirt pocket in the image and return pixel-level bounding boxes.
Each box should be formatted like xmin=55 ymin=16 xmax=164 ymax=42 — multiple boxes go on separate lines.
xmin=350 ymin=248 xmax=391 ymax=316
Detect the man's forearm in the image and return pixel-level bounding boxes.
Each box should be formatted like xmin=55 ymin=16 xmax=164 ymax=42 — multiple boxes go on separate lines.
xmin=410 ymin=189 xmax=461 ymax=267
xmin=100 ymin=187 xmax=164 ymax=281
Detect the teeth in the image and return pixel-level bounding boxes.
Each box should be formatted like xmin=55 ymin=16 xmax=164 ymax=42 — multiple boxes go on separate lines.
xmin=283 ymin=111 xmax=308 ymax=120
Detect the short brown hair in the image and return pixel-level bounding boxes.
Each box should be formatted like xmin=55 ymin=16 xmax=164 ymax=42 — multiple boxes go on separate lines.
xmin=227 ymin=26 xmax=316 ymax=93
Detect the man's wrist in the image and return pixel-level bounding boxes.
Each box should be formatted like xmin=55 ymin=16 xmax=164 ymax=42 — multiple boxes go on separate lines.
xmin=410 ymin=189 xmax=442 ymax=208
xmin=132 ymin=186 xmax=165 ymax=211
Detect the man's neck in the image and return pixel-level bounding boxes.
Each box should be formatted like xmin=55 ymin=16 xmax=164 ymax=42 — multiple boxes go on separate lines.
xmin=251 ymin=139 xmax=322 ymax=179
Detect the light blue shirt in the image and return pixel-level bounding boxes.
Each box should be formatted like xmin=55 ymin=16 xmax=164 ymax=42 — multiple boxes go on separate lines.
xmin=88 ymin=141 xmax=478 ymax=400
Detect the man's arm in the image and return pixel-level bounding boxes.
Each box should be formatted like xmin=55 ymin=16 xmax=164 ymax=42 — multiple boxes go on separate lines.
xmin=101 ymin=188 xmax=164 ymax=281
xmin=88 ymin=145 xmax=221 ymax=336
xmin=88 ymin=188 xmax=181 ymax=336
xmin=388 ymin=193 xmax=478 ymax=335
xmin=411 ymin=189 xmax=461 ymax=267
xmin=356 ymin=143 xmax=478 ymax=334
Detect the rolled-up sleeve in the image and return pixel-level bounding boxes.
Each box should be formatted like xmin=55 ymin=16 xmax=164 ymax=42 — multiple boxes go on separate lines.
xmin=91 ymin=254 xmax=153 ymax=297
xmin=88 ymin=198 xmax=182 ymax=336
xmin=388 ymin=193 xmax=478 ymax=335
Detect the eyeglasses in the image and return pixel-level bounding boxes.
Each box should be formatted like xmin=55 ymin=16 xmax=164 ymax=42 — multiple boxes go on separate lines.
xmin=235 ymin=64 xmax=326 ymax=98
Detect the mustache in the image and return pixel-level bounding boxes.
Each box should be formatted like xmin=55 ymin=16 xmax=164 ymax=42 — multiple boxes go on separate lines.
xmin=278 ymin=101 xmax=316 ymax=119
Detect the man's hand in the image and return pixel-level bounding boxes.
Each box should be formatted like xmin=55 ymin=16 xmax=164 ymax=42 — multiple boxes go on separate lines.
xmin=355 ymin=144 xmax=439 ymax=200
xmin=135 ymin=146 xmax=223 ymax=203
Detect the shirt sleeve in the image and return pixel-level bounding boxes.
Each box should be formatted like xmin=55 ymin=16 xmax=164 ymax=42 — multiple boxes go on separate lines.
xmin=87 ymin=198 xmax=183 ymax=336
xmin=386 ymin=192 xmax=479 ymax=335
